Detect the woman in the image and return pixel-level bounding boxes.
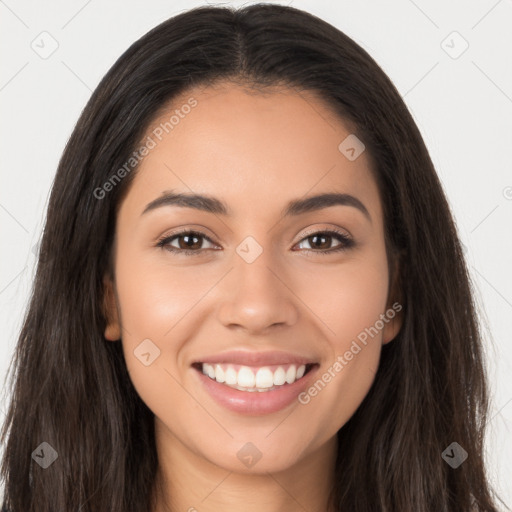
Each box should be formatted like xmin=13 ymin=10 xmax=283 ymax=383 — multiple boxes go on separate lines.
xmin=0 ymin=4 xmax=504 ymax=511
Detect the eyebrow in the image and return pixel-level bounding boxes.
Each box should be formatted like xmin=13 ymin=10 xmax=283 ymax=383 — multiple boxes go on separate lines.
xmin=141 ymin=190 xmax=371 ymax=222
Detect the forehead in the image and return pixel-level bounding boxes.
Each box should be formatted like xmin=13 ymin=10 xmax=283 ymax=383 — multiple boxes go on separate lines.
xmin=122 ymin=82 xmax=381 ymax=223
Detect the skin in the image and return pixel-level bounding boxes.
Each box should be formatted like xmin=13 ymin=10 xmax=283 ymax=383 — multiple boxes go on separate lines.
xmin=103 ymin=82 xmax=403 ymax=512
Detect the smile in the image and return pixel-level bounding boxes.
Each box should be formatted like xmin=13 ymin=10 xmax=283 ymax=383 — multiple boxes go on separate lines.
xmin=192 ymin=360 xmax=319 ymax=415
xmin=196 ymin=362 xmax=315 ymax=392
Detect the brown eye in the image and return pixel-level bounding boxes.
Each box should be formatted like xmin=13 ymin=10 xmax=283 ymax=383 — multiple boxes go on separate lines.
xmin=295 ymin=230 xmax=354 ymax=254
xmin=175 ymin=233 xmax=203 ymax=250
xmin=156 ymin=229 xmax=355 ymax=257
xmin=156 ymin=230 xmax=217 ymax=255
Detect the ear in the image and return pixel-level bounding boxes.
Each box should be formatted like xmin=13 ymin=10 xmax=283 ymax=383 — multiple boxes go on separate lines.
xmin=102 ymin=275 xmax=121 ymax=341
xmin=382 ymin=257 xmax=404 ymax=345
xmin=382 ymin=302 xmax=403 ymax=344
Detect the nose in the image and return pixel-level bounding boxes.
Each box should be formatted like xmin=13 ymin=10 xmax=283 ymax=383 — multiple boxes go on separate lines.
xmin=216 ymin=246 xmax=299 ymax=335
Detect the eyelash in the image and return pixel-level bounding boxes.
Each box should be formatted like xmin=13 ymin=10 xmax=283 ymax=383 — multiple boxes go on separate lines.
xmin=156 ymin=228 xmax=355 ymax=257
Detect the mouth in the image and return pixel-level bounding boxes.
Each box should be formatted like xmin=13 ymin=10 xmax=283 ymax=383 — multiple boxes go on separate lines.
xmin=190 ymin=349 xmax=320 ymax=415
xmin=192 ymin=361 xmax=318 ymax=392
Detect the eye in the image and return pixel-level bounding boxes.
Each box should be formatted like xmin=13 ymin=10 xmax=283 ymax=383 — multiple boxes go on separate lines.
xmin=156 ymin=230 xmax=218 ymax=256
xmin=294 ymin=229 xmax=354 ymax=255
xmin=156 ymin=228 xmax=355 ymax=256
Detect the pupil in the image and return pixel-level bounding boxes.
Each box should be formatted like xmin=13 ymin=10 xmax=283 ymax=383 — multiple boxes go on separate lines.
xmin=182 ymin=235 xmax=200 ymax=249
xmin=311 ymin=234 xmax=330 ymax=250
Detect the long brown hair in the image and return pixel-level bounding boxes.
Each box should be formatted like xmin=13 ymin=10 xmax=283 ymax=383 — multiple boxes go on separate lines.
xmin=0 ymin=4 xmax=504 ymax=511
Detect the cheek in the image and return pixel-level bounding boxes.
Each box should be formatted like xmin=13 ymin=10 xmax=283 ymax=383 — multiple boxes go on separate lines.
xmin=115 ymin=250 xmax=210 ymax=337
xmin=292 ymin=254 xmax=389 ymax=432
xmin=296 ymin=254 xmax=390 ymax=349
xmin=332 ymin=263 xmax=389 ymax=344
xmin=112 ymin=250 xmax=207 ymax=408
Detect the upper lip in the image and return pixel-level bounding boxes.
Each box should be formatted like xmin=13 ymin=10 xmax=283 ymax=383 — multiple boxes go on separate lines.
xmin=193 ymin=349 xmax=317 ymax=367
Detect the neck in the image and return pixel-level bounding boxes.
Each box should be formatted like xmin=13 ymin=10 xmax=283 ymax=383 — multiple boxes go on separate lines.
xmin=151 ymin=422 xmax=338 ymax=512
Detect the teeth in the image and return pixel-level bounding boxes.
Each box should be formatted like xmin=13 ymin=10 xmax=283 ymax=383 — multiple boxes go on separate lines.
xmin=225 ymin=366 xmax=237 ymax=385
xmin=200 ymin=363 xmax=309 ymax=391
xmin=285 ymin=365 xmax=296 ymax=384
xmin=273 ymin=366 xmax=286 ymax=385
xmin=238 ymin=366 xmax=255 ymax=388
xmin=214 ymin=364 xmax=225 ymax=383
xmin=255 ymin=368 xmax=274 ymax=388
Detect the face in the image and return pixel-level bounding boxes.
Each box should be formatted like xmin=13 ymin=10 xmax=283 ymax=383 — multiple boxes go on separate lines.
xmin=103 ymin=82 xmax=402 ymax=475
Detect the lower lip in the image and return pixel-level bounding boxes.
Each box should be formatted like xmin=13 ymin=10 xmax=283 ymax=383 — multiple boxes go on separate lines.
xmin=194 ymin=365 xmax=319 ymax=415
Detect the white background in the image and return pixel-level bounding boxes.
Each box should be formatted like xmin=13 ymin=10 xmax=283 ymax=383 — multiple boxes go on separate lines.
xmin=1 ymin=0 xmax=511 ymax=508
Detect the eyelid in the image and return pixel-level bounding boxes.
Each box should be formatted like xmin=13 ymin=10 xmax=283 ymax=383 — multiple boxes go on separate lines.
xmin=156 ymin=225 xmax=218 ymax=243
xmin=297 ymin=225 xmax=351 ymax=242
xmin=156 ymin=224 xmax=355 ymax=255
xmin=156 ymin=225 xmax=351 ymax=244
xmin=156 ymin=228 xmax=219 ymax=250
xmin=292 ymin=227 xmax=354 ymax=254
